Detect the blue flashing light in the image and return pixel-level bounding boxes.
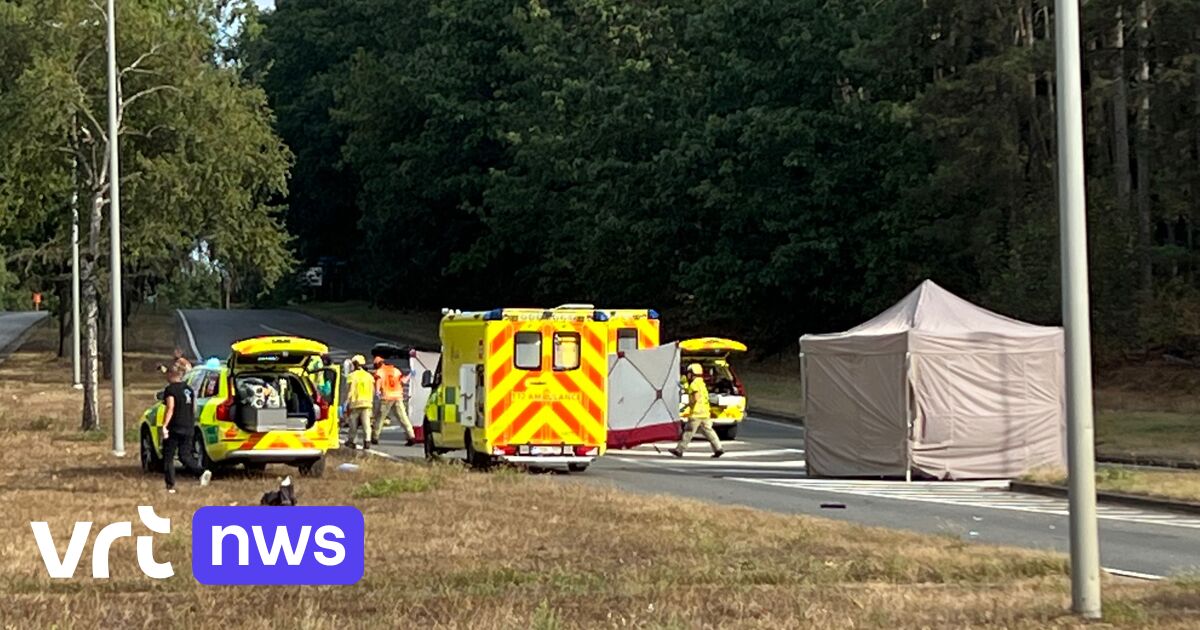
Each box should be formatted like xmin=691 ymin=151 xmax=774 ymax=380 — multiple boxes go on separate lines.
xmin=204 ymin=357 xmax=222 ymax=369
xmin=648 ymin=309 xmax=660 ymax=320
xmin=482 ymin=308 xmax=503 ymax=321
xmin=593 ymin=310 xmax=610 ymax=322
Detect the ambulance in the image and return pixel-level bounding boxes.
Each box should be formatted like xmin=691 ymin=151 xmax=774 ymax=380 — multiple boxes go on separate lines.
xmin=420 ymin=306 xmax=615 ymax=471
xmin=595 ymin=308 xmax=660 ymax=354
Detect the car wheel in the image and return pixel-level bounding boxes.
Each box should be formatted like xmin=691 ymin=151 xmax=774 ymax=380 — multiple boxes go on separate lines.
xmin=140 ymin=427 xmax=162 ymax=474
xmin=298 ymin=457 xmax=325 ymax=478
xmin=423 ymin=426 xmax=438 ymax=460
xmin=193 ymin=429 xmax=217 ymax=470
xmin=463 ymin=431 xmax=490 ymax=470
xmin=243 ymin=462 xmax=267 ymax=473
xmin=716 ymin=424 xmax=739 ymax=441
xmin=567 ymin=463 xmax=589 ymax=473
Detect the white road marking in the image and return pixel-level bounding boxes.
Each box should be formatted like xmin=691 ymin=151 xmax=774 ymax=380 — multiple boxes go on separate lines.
xmin=1104 ymin=568 xmax=1165 ymax=581
xmin=728 ymin=477 xmax=1200 ymax=530
xmin=713 ymin=448 xmax=805 ymax=459
xmin=611 ymin=456 xmax=807 ymax=470
xmin=176 ymin=309 xmax=202 ymax=362
xmin=746 ymin=415 xmax=806 ymax=431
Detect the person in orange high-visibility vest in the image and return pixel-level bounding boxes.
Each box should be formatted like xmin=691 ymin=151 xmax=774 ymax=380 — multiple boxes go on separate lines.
xmin=373 ymin=355 xmax=415 ymax=446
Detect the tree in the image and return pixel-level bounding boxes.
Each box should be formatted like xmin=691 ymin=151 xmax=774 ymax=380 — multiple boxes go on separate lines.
xmin=0 ymin=0 xmax=292 ymax=430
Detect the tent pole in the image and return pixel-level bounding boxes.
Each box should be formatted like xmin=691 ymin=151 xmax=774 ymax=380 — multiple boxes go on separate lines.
xmin=904 ymin=351 xmax=912 ymax=483
xmin=798 ymin=351 xmax=807 ymax=419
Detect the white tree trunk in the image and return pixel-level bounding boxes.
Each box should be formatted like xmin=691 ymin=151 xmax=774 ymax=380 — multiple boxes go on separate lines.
xmin=80 ymin=191 xmax=103 ymax=432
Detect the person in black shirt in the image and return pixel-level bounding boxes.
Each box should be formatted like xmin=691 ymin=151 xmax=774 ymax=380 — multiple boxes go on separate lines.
xmin=161 ymin=366 xmax=212 ymax=492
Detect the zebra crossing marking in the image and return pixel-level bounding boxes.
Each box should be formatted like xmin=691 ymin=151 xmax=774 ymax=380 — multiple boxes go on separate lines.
xmin=728 ymin=477 xmax=1200 ymax=530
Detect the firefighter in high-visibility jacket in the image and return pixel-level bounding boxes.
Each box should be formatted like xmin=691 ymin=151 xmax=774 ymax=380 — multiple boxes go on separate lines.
xmin=669 ymin=363 xmax=725 ymax=458
xmin=373 ymin=356 xmax=415 ymax=446
xmin=344 ymin=354 xmax=375 ymax=450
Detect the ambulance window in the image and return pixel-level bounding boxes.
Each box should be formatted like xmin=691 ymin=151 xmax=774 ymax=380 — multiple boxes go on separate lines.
xmin=616 ymin=328 xmax=638 ymax=353
xmin=200 ymin=372 xmax=220 ymax=398
xmin=514 ymin=332 xmax=542 ymax=370
xmin=553 ymin=333 xmax=581 ymax=371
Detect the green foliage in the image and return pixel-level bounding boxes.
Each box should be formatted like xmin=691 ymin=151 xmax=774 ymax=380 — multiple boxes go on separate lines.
xmin=0 ymin=0 xmax=294 ymax=311
xmin=248 ymin=0 xmax=1200 ymax=351
xmin=156 ymin=265 xmax=223 ymax=309
xmin=352 ymin=474 xmax=441 ymax=498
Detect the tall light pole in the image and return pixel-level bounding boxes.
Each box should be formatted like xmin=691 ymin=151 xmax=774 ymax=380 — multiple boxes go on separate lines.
xmin=105 ymin=0 xmax=126 ymax=457
xmin=1054 ymin=0 xmax=1101 ymax=618
xmin=71 ymin=154 xmax=82 ymax=389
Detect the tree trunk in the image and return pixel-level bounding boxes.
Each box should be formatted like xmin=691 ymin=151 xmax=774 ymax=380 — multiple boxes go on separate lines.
xmin=1111 ymin=7 xmax=1132 ymax=213
xmin=80 ymin=190 xmax=102 ymax=432
xmin=1135 ymin=0 xmax=1153 ymax=296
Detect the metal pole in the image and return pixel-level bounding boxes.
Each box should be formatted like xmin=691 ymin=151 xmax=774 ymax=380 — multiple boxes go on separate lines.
xmin=904 ymin=352 xmax=912 ymax=483
xmin=71 ymin=156 xmax=82 ymax=389
xmin=106 ymin=0 xmax=125 ymax=457
xmin=1054 ymin=0 xmax=1101 ymax=618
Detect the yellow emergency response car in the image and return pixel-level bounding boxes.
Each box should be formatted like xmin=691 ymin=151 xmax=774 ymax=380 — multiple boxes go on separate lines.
xmin=680 ymin=337 xmax=748 ymax=440
xmin=421 ymin=306 xmax=611 ymax=471
xmin=138 ymin=336 xmax=341 ymax=477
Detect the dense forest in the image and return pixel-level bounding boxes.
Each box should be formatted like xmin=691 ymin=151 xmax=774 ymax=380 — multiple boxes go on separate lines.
xmin=240 ymin=0 xmax=1200 ymax=354
xmin=4 ymin=0 xmax=1200 ymax=360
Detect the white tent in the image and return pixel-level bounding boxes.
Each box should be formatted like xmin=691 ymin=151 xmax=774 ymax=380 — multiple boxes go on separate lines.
xmin=800 ymin=280 xmax=1065 ymax=479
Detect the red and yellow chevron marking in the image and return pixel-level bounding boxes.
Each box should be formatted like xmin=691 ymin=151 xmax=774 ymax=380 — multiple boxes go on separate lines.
xmin=606 ymin=317 xmax=660 ymax=351
xmin=485 ymin=321 xmax=607 ymax=446
xmin=236 ymin=431 xmax=316 ymax=450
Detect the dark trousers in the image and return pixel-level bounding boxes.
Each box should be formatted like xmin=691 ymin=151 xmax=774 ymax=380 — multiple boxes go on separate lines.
xmin=162 ymin=429 xmax=205 ymax=488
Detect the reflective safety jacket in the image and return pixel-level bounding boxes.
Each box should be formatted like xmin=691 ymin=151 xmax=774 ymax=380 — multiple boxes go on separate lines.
xmin=375 ymin=364 xmax=406 ymax=401
xmin=687 ymin=376 xmax=711 ymax=419
xmin=346 ymin=369 xmax=375 ymax=409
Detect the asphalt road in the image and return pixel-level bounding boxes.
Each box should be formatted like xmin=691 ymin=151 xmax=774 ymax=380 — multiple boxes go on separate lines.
xmin=179 ymin=308 xmax=1200 ymax=579
xmin=0 ymin=311 xmax=47 ymax=358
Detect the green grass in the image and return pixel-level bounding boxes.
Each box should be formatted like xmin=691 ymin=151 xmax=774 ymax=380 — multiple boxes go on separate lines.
xmin=352 ymin=473 xmax=442 ymax=498
xmin=1096 ymin=410 xmax=1200 ymax=463
xmin=1023 ymin=465 xmax=1200 ymax=503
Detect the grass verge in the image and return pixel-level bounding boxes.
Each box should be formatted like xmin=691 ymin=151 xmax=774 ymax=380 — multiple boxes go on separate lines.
xmin=0 ymin=310 xmax=1198 ymax=627
xmin=1023 ymin=466 xmax=1200 ymax=504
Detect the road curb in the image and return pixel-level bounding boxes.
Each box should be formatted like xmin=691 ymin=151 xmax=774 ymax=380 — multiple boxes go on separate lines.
xmin=748 ymin=409 xmax=804 ymax=426
xmin=1010 ymin=481 xmax=1200 ymax=516
xmin=1097 ymin=455 xmax=1200 ymax=470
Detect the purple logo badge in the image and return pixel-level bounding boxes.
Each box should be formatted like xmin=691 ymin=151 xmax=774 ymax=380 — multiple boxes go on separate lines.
xmin=191 ymin=506 xmax=364 ymax=585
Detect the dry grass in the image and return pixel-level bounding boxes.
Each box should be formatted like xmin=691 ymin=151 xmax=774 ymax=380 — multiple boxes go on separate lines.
xmin=1023 ymin=466 xmax=1200 ymax=504
xmin=0 ymin=313 xmax=1199 ymax=627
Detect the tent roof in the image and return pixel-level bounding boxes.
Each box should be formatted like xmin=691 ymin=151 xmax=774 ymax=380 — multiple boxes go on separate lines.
xmin=803 ymin=280 xmax=1060 ymax=340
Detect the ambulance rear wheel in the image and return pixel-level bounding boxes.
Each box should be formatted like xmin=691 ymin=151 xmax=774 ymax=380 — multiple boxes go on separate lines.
xmin=298 ymin=457 xmax=325 ymax=478
xmin=464 ymin=432 xmax=490 ymax=470
xmin=423 ymin=428 xmax=438 ymax=460
xmin=716 ymin=424 xmax=739 ymax=441
xmin=567 ymin=463 xmax=589 ymax=473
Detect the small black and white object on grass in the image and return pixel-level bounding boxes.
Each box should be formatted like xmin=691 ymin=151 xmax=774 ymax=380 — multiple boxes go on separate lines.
xmin=261 ymin=475 xmax=297 ymax=506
